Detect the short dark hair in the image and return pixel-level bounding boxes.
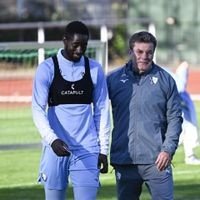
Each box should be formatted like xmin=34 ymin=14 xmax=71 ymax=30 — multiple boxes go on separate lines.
xmin=64 ymin=21 xmax=89 ymax=39
xmin=129 ymin=31 xmax=157 ymax=50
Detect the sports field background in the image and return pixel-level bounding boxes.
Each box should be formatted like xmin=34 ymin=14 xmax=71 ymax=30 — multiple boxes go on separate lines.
xmin=0 ymin=66 xmax=200 ymax=199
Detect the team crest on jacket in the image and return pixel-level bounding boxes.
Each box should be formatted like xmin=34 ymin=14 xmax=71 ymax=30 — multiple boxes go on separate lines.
xmin=150 ymin=76 xmax=158 ymax=84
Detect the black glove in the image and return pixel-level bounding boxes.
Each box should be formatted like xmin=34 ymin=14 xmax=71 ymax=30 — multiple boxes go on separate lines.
xmin=98 ymin=153 xmax=108 ymax=173
xmin=51 ymin=139 xmax=71 ymax=157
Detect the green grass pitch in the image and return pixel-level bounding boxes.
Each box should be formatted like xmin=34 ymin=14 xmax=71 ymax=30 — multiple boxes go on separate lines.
xmin=0 ymin=102 xmax=200 ymax=199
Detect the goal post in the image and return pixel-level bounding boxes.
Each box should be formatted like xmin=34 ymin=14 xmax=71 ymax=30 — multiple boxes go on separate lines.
xmin=0 ymin=40 xmax=108 ymax=105
xmin=0 ymin=40 xmax=108 ymax=73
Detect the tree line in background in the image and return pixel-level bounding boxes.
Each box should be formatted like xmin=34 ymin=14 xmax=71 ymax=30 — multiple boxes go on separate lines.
xmin=0 ymin=0 xmax=200 ymax=66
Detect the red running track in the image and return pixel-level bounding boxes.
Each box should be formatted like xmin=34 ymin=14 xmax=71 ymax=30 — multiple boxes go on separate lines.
xmin=0 ymin=69 xmax=199 ymax=106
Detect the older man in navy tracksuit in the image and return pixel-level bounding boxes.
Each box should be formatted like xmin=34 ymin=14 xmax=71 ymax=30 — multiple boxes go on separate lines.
xmin=107 ymin=31 xmax=183 ymax=200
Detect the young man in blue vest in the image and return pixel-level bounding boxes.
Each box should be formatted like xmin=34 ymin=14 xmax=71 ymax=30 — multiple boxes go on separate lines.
xmin=32 ymin=21 xmax=110 ymax=200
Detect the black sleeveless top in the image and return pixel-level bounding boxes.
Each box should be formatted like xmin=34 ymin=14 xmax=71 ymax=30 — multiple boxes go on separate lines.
xmin=48 ymin=55 xmax=93 ymax=106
